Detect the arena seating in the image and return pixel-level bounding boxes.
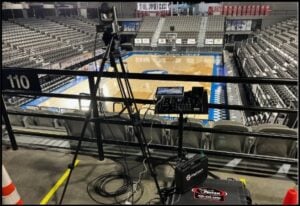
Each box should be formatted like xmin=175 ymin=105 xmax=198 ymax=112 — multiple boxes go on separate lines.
xmin=137 ymin=16 xmax=160 ymax=36
xmin=4 ymin=106 xmax=297 ymax=159
xmin=2 ymin=22 xmax=44 ymax=68
xmin=3 ymin=20 xmax=66 ymax=66
xmin=135 ymin=16 xmax=160 ymax=46
xmin=170 ymin=119 xmax=206 ymax=149
xmin=134 ymin=15 xmax=224 ymax=51
xmin=236 ymin=18 xmax=298 ymax=128
xmin=205 ymin=16 xmax=225 ymax=39
xmin=159 ymin=16 xmax=202 ymax=46
xmin=251 ymin=124 xmax=297 ymax=158
xmin=13 ymin=17 xmax=101 ymax=55
xmin=2 ymin=16 xmax=106 ymax=106
xmin=209 ymin=120 xmax=254 ymax=153
xmin=135 ymin=114 xmax=168 ymax=145
xmin=100 ymin=113 xmax=129 ymax=142
xmin=63 ymin=111 xmax=95 ymax=139
xmin=223 ymin=50 xmax=246 ymax=123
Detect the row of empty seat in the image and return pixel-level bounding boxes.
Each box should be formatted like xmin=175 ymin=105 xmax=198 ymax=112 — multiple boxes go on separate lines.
xmin=135 ymin=15 xmax=224 ymax=49
xmin=235 ymin=18 xmax=298 ymax=129
xmin=2 ymin=16 xmax=105 ymax=106
xmin=204 ymin=15 xmax=225 ymax=40
xmin=237 ymin=32 xmax=297 ymax=108
xmin=159 ymin=16 xmax=202 ymax=45
xmin=4 ymin=107 xmax=297 ymax=158
xmin=136 ymin=16 xmax=160 ymax=42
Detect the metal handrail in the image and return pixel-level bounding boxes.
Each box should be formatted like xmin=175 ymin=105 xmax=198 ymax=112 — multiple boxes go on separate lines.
xmin=2 ymin=67 xmax=297 ymax=85
xmin=9 ymin=130 xmax=298 ymax=165
xmin=3 ymin=92 xmax=298 ymax=114
xmin=6 ymin=110 xmax=298 ymax=141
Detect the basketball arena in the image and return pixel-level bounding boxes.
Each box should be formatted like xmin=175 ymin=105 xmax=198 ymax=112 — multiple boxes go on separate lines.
xmin=1 ymin=1 xmax=298 ymax=205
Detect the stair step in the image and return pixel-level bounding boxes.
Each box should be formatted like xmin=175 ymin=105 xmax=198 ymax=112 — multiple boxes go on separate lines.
xmin=151 ymin=18 xmax=165 ymax=47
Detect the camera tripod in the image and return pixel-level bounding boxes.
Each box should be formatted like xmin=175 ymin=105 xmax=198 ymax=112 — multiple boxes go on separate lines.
xmin=59 ymin=31 xmax=165 ymax=204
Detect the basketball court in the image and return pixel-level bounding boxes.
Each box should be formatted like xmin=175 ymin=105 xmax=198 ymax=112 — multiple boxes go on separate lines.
xmin=32 ymin=54 xmax=217 ymax=120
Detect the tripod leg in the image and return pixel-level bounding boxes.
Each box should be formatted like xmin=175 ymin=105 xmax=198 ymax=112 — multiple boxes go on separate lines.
xmin=59 ymin=115 xmax=91 ymax=204
xmin=177 ymin=113 xmax=184 ymax=158
xmin=59 ymin=38 xmax=114 ymax=204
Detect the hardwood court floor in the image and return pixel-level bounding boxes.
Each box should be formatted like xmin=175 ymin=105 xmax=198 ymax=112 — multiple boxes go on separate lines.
xmin=39 ymin=55 xmax=214 ymax=119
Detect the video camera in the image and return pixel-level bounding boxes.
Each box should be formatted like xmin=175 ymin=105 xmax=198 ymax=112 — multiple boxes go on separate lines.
xmin=97 ymin=3 xmax=122 ymax=46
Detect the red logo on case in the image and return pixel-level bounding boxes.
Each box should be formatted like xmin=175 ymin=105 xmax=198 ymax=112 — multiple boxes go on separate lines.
xmin=192 ymin=187 xmax=228 ymax=202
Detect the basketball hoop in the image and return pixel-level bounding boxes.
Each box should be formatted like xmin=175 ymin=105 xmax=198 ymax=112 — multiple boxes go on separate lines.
xmin=166 ymin=33 xmax=177 ymax=53
xmin=166 ymin=33 xmax=177 ymax=44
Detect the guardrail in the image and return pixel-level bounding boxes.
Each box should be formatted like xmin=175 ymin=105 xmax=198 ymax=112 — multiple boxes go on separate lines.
xmin=2 ymin=55 xmax=298 ymax=166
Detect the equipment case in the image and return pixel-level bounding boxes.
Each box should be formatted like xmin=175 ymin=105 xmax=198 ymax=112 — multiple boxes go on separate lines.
xmin=166 ymin=178 xmax=252 ymax=205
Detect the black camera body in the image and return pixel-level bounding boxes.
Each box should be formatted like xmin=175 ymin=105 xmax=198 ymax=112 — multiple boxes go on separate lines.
xmin=96 ymin=3 xmax=122 ymax=46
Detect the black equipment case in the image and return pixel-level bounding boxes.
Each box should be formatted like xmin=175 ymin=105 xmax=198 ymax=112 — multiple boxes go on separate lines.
xmin=166 ymin=178 xmax=252 ymax=205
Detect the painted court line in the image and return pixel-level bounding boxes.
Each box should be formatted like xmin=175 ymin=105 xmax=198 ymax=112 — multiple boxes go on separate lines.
xmin=40 ymin=159 xmax=80 ymax=205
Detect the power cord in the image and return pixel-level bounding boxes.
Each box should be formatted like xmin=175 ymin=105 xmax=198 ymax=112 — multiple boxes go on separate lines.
xmin=86 ymin=164 xmax=144 ymax=204
xmin=124 ymin=95 xmax=166 ymax=203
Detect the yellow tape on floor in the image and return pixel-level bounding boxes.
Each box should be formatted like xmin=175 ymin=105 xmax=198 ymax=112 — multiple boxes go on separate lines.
xmin=40 ymin=160 xmax=80 ymax=205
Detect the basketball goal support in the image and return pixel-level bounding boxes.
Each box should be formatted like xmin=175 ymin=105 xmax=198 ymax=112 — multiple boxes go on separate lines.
xmin=166 ymin=33 xmax=177 ymax=53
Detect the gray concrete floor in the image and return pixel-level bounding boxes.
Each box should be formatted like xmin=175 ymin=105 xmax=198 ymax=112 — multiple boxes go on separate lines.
xmin=2 ymin=146 xmax=297 ymax=205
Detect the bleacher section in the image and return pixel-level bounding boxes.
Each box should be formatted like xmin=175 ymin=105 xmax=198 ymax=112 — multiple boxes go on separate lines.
xmin=223 ymin=50 xmax=246 ymax=123
xmin=2 ymin=43 xmax=42 ymax=68
xmin=2 ymin=17 xmax=103 ymax=66
xmin=204 ymin=16 xmax=225 ymax=47
xmin=47 ymin=16 xmax=103 ymax=50
xmin=2 ymin=21 xmax=47 ymax=67
xmin=3 ymin=106 xmax=297 ymax=159
xmin=135 ymin=16 xmax=160 ymax=46
xmin=14 ymin=17 xmax=102 ymax=55
xmin=235 ymin=18 xmax=298 ymax=128
xmin=134 ymin=15 xmax=225 ymax=52
xmin=2 ymin=16 xmax=106 ymax=107
xmin=159 ymin=16 xmax=202 ymax=45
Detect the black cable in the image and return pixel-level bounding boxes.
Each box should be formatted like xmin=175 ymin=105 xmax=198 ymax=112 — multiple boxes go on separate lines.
xmin=87 ymin=171 xmax=144 ymax=204
xmin=101 ymin=116 xmax=133 ymax=203
xmin=93 ymin=173 xmax=132 ymax=197
xmin=145 ymin=197 xmax=161 ymax=205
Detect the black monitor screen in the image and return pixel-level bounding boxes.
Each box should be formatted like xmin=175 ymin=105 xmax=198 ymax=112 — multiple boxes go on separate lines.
xmin=155 ymin=87 xmax=184 ymax=96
